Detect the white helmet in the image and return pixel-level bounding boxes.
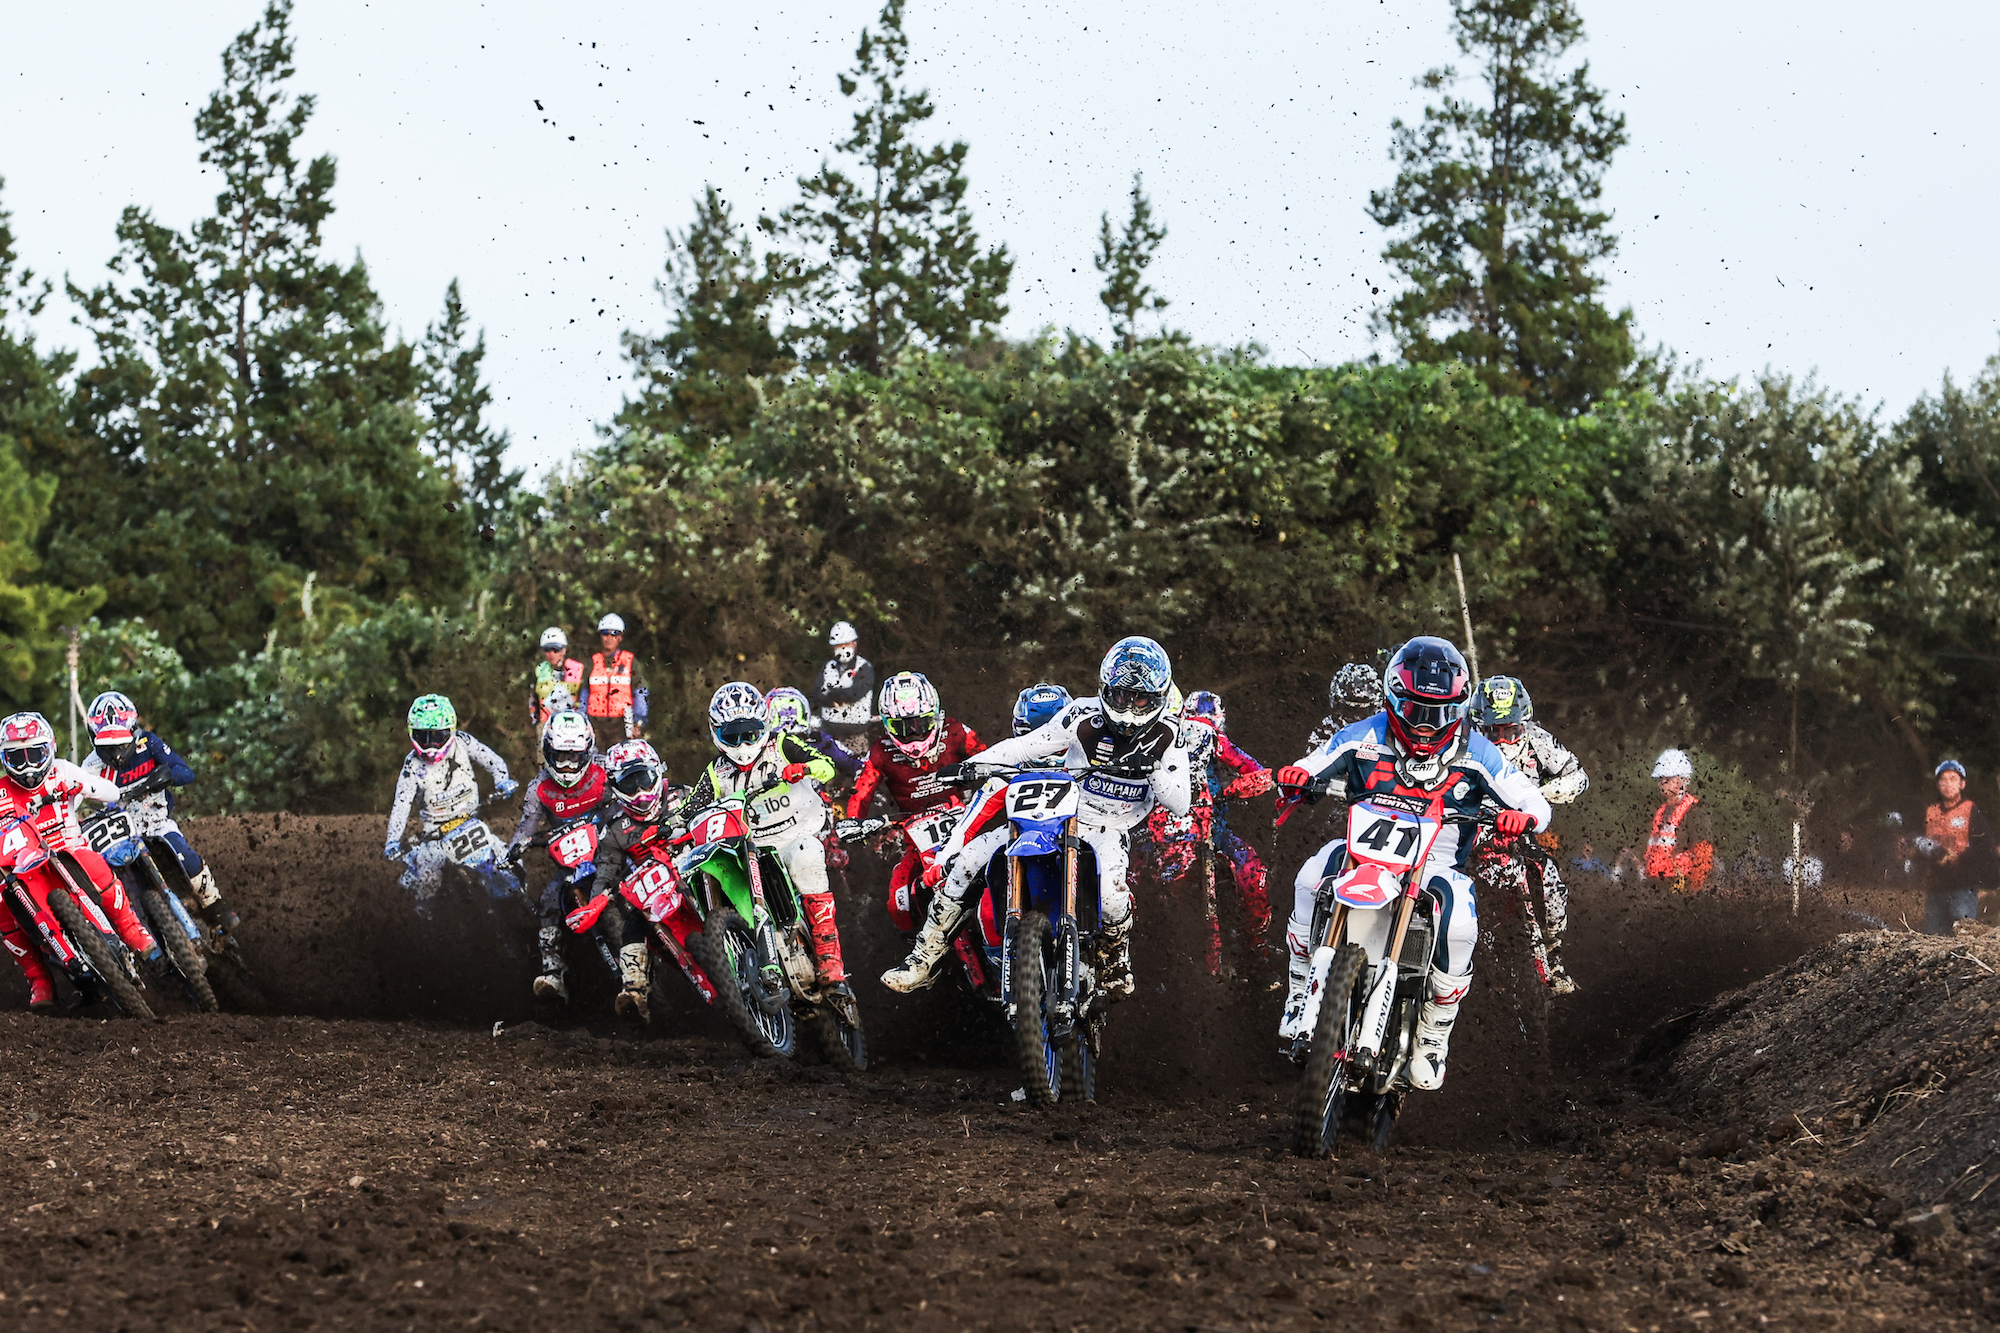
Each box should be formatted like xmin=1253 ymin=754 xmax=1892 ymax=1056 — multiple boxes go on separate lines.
xmin=539 ymin=626 xmax=568 ymax=651
xmin=709 ymin=682 xmax=770 ymax=769
xmin=829 ymin=620 xmax=858 ymax=648
xmin=541 ymin=711 xmax=595 ymax=788
xmin=878 ymin=671 xmax=943 ymax=760
xmin=1652 ymin=748 xmax=1693 ymax=780
xmin=597 ymin=613 xmax=626 ymax=636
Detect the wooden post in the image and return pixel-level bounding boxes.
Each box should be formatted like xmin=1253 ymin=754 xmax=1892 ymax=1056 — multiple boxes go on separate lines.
xmin=1453 ymin=553 xmax=1480 ymax=684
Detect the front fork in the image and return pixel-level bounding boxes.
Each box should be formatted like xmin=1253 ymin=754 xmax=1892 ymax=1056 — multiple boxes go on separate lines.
xmin=1297 ymin=866 xmax=1422 ymax=1072
xmin=740 ymin=839 xmax=785 ymax=985
xmin=1055 ymin=816 xmax=1081 ymax=1025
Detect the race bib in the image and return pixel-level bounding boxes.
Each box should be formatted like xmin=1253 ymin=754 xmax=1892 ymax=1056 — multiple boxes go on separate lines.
xmin=1005 ymin=777 xmax=1078 ymax=820
xmin=1345 ymin=796 xmax=1436 ymax=870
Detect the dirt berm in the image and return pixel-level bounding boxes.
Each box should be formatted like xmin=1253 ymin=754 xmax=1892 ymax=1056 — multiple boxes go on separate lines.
xmin=1661 ymin=929 xmax=2000 ymax=1236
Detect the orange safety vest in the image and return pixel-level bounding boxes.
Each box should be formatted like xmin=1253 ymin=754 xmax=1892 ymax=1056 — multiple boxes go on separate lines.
xmin=1645 ymin=792 xmax=1712 ymax=891
xmin=587 ymin=650 xmax=635 ymax=719
xmin=1925 ymin=800 xmax=1974 ymax=860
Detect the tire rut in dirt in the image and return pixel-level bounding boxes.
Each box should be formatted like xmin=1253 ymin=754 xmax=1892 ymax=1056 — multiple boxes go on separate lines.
xmin=49 ymin=887 xmax=156 ymax=1021
xmin=691 ymin=911 xmax=795 ymax=1059
xmin=139 ymin=887 xmax=219 ymax=1012
xmin=1010 ymin=911 xmax=1061 ymax=1108
xmin=1294 ymin=941 xmax=1368 ymax=1158
xmin=204 ymin=951 xmax=265 ymax=1012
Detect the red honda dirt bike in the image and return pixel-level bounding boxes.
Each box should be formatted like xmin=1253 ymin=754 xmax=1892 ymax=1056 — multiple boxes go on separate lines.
xmin=0 ymin=814 xmax=156 ymax=1020
xmin=564 ymin=820 xmax=720 ymax=1017
xmin=532 ymin=814 xmax=623 ymax=993
xmin=836 ymin=799 xmax=1001 ymax=996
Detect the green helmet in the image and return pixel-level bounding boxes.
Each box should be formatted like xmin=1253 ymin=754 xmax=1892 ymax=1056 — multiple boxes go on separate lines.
xmin=408 ymin=694 xmax=458 ymax=761
xmin=1468 ymin=675 xmax=1532 ymax=743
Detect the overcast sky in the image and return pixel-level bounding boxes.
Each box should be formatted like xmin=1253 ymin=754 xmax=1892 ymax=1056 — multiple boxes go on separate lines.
xmin=5 ymin=1 xmax=1996 ymax=471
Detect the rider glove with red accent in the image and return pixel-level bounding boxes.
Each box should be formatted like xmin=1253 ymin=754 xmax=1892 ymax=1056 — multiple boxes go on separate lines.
xmin=1274 ymin=765 xmax=1315 ymax=791
xmin=780 ymin=762 xmax=808 ymax=783
xmin=921 ymin=861 xmax=945 ymax=889
xmin=1495 ymin=809 xmax=1534 ymax=836
xmin=1222 ymin=769 xmax=1275 ymax=800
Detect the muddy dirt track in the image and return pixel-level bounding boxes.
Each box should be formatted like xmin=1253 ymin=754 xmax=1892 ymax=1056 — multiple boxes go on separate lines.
xmin=0 ymin=815 xmax=1995 ymax=1331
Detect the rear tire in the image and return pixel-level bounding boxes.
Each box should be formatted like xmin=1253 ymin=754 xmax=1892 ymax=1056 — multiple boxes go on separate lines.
xmin=691 ymin=910 xmax=795 ymax=1059
xmin=1058 ymin=1027 xmax=1096 ymax=1104
xmin=139 ymin=888 xmax=218 ymax=1013
xmin=1009 ymin=912 xmax=1062 ymax=1109
xmin=1293 ymin=942 xmax=1369 ymax=1159
xmin=805 ymin=1004 xmax=868 ymax=1072
xmin=48 ymin=887 xmax=156 ymax=1022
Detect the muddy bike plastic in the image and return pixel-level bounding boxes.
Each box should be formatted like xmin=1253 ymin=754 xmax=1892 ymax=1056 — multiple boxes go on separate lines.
xmin=0 ymin=814 xmax=155 ymax=1020
xmin=80 ymin=808 xmax=220 ymax=1013
xmin=563 ymin=819 xmax=723 ymax=1020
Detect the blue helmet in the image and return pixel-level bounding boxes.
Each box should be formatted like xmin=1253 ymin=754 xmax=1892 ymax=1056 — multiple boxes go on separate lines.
xmin=1098 ymin=636 xmax=1173 ymax=738
xmin=1182 ymin=689 xmax=1225 ymax=733
xmin=1013 ymin=683 xmax=1072 ymax=736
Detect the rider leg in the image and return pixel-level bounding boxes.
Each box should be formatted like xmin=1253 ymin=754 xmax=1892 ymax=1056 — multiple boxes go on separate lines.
xmin=1220 ymin=824 xmax=1273 ymax=946
xmin=398 ymin=841 xmax=451 ymax=917
xmin=777 ymin=834 xmax=846 ymax=989
xmin=1531 ymin=845 xmax=1576 ymax=993
xmin=1279 ymin=837 xmax=1347 ymax=1043
xmin=882 ymin=826 xmax=1007 ymax=993
xmin=533 ymin=877 xmax=569 ymax=1002
xmin=0 ymin=906 xmax=57 ymax=1011
xmin=158 ymin=827 xmax=240 ymax=931
xmin=1411 ymin=865 xmax=1479 ymax=1091
xmin=614 ymin=902 xmax=651 ymax=1022
xmin=885 ymin=847 xmax=923 ymax=936
xmin=1077 ymin=824 xmax=1135 ymax=999
xmin=66 ymin=849 xmax=159 ymax=958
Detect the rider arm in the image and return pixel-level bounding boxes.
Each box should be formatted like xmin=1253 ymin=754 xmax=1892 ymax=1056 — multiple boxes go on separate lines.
xmin=385 ymin=759 xmax=420 ymax=849
xmin=1478 ymin=745 xmax=1555 ymax=833
xmin=958 ymin=722 xmax=986 ymax=757
xmin=844 ymin=747 xmax=885 ymax=819
xmin=54 ymin=760 xmax=122 ymax=806
xmin=1151 ymin=740 xmax=1195 ymax=817
xmin=590 ymin=829 xmax=629 ymax=899
xmin=504 ymin=782 xmax=547 ymax=856
xmin=1529 ymin=726 xmax=1590 ymax=804
xmin=459 ymin=733 xmax=512 ymax=787
xmin=779 ymin=733 xmax=837 ymax=789
xmin=935 ymin=779 xmax=1009 ymax=864
xmin=967 ymin=714 xmax=1071 ymax=770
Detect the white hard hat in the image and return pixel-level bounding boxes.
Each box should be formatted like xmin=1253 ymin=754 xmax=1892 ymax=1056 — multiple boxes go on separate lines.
xmin=597 ymin=613 xmax=626 ymax=635
xmin=538 ymin=626 xmax=567 ymax=651
xmin=829 ymin=620 xmax=858 ymax=647
xmin=1652 ymin=748 xmax=1694 ymax=780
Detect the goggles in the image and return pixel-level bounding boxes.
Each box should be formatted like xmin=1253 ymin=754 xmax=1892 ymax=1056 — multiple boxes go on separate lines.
xmin=883 ymin=712 xmax=937 ymax=741
xmin=715 ymin=719 xmax=766 ymax=749
xmin=612 ymin=764 xmax=663 ymax=797
xmin=1101 ymin=687 xmax=1164 ymax=717
xmin=1480 ymin=721 xmax=1527 ymax=745
xmin=411 ymin=728 xmax=453 ymax=752
xmin=2 ymin=743 xmax=50 ymax=770
xmin=1391 ymin=696 xmax=1463 ymax=735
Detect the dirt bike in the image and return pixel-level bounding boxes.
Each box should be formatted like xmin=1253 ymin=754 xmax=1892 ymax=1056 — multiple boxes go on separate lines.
xmin=563 ymin=820 xmax=721 ymax=1014
xmin=1288 ymin=781 xmax=1474 ymax=1158
xmin=957 ymin=761 xmax=1130 ymax=1109
xmin=0 ymin=814 xmax=155 ymax=1020
xmin=835 ymin=798 xmax=1003 ymax=995
xmin=675 ymin=790 xmax=867 ymax=1070
xmin=398 ymin=792 xmax=521 ymax=917
xmin=78 ymin=807 xmax=225 ymax=1013
xmin=1467 ymin=823 xmax=1569 ymax=993
xmin=530 ymin=813 xmax=623 ymax=993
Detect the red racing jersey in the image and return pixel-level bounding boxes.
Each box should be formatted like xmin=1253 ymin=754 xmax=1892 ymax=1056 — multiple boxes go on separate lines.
xmin=846 ymin=719 xmax=985 ymax=819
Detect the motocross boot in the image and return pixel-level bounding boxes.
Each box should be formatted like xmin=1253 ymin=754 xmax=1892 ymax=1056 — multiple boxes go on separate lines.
xmin=26 ymin=974 xmax=57 ymax=1014
xmin=1096 ymin=915 xmax=1135 ymax=1000
xmin=614 ymin=944 xmax=651 ymax=1023
xmin=532 ymin=925 xmax=569 ymax=1003
xmin=2 ymin=919 xmax=56 ymax=1013
xmin=802 ymin=891 xmax=847 ymax=985
xmin=1410 ymin=967 xmax=1472 ymax=1091
xmin=881 ymin=893 xmax=966 ymax=994
xmin=1277 ymin=947 xmax=1313 ymax=1051
xmin=189 ymin=867 xmax=242 ymax=933
xmin=1547 ymin=951 xmax=1578 ymax=996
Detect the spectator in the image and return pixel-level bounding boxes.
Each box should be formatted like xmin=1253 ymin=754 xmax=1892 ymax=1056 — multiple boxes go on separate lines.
xmin=584 ymin=614 xmax=648 ymax=750
xmin=812 ymin=620 xmax=876 ymax=761
xmin=1569 ymin=839 xmax=1611 ymax=878
xmin=1921 ymin=759 xmax=1991 ymax=935
xmin=530 ymin=627 xmax=585 ymax=733
xmin=1643 ymin=748 xmax=1715 ymax=894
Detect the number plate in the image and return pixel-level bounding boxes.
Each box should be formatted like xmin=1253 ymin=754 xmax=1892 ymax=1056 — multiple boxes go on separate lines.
xmin=1344 ymin=797 xmax=1439 ymax=870
xmin=692 ymin=805 xmax=749 ymax=845
xmin=444 ymin=822 xmax=490 ymax=862
xmin=905 ymin=808 xmax=960 ymax=853
xmin=549 ymin=822 xmax=598 ymax=868
xmin=630 ymin=860 xmax=683 ymax=918
xmin=1004 ymin=776 xmax=1078 ymax=821
xmin=84 ymin=810 xmax=135 ymax=854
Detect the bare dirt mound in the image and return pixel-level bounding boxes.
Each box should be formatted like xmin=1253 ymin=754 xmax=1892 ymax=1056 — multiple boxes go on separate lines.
xmin=1663 ymin=929 xmax=2000 ymax=1237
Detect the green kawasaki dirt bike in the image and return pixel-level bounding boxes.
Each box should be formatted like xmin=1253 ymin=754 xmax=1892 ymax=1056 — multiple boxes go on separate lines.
xmin=677 ymin=789 xmax=867 ymax=1071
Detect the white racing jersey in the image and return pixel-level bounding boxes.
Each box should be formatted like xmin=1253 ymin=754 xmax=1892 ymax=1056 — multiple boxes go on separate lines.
xmin=971 ymin=696 xmax=1193 ymax=832
xmin=682 ymin=733 xmax=834 ymax=846
xmin=387 ymin=733 xmax=512 ymax=842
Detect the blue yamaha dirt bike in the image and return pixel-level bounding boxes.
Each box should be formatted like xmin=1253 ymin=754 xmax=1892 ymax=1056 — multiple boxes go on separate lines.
xmin=956 ymin=762 xmax=1136 ymax=1109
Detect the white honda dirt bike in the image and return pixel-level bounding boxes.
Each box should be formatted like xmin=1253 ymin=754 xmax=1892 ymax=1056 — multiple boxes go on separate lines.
xmin=1289 ymin=784 xmax=1487 ymax=1158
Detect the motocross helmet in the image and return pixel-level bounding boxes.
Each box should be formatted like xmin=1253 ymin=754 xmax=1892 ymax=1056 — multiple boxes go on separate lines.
xmin=1182 ymin=689 xmax=1225 ymax=733
xmin=708 ymin=682 xmax=769 ymax=769
xmin=1012 ymin=683 xmax=1072 ymax=736
xmin=878 ymin=671 xmax=943 ymax=761
xmin=1098 ymin=636 xmax=1173 ymax=739
xmin=765 ymin=687 xmax=814 ymax=736
xmin=407 ymin=694 xmax=458 ymax=763
xmin=1468 ymin=675 xmax=1533 ymax=745
xmin=1330 ymin=662 xmax=1378 ymax=715
xmin=605 ymin=739 xmax=666 ymax=819
xmin=541 ymin=710 xmax=595 ymax=788
xmin=1382 ymin=637 xmax=1470 ymax=762
xmin=0 ymin=712 xmax=56 ymax=790
xmin=87 ymin=690 xmax=141 ymax=766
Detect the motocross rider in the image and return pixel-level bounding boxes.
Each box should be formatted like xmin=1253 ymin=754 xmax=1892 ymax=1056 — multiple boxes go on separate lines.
xmin=1305 ymin=663 xmax=1382 ymax=752
xmin=881 ymin=682 xmax=1070 ymax=993
xmin=1467 ymin=676 xmax=1588 ymax=994
xmin=1273 ymin=638 xmax=1551 ymax=1089
xmin=0 ymin=711 xmax=160 ymax=1011
xmin=500 ymin=709 xmax=610 ymax=1002
xmin=583 ymin=739 xmax=680 ymax=1022
xmin=843 ymin=671 xmax=986 ymax=936
xmin=766 ymin=687 xmax=864 ymax=788
xmin=812 ymin=622 xmax=876 ymax=762
xmin=383 ymin=694 xmax=520 ymax=915
xmin=938 ymin=639 xmax=1195 ymax=1000
xmin=678 ymin=683 xmax=854 ymax=1007
xmin=1143 ymin=690 xmax=1274 ymax=963
xmin=81 ymin=691 xmax=242 ymax=933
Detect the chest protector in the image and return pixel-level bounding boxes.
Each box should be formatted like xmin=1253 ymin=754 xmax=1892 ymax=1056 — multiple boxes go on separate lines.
xmin=703 ymin=741 xmax=827 ymax=844
xmin=417 ymin=745 xmax=482 ymax=832
xmin=871 ymin=721 xmax=981 ymax=814
xmin=536 ymin=763 xmax=610 ymax=825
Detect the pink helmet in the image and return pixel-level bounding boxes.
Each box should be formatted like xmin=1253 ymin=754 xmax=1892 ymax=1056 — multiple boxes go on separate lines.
xmin=605 ymin=739 xmax=666 ymax=820
xmin=878 ymin=671 xmax=942 ymax=761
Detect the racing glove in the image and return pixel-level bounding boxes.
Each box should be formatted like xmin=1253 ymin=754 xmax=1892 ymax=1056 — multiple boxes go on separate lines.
xmin=921 ymin=860 xmax=946 ymax=889
xmin=1222 ymin=769 xmax=1274 ymax=800
xmin=494 ymin=779 xmax=519 ymax=800
xmin=383 ymin=842 xmax=403 ymax=862
xmin=1495 ymin=809 xmax=1534 ymax=837
xmin=1274 ymin=765 xmax=1315 ymax=791
xmin=780 ymin=762 xmax=808 ymax=783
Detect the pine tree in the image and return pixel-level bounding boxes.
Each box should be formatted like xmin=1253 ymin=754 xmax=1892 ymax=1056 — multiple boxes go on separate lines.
xmin=774 ymin=0 xmax=1012 ymax=374
xmin=0 ymin=180 xmax=105 ymax=709
xmin=62 ymin=0 xmax=473 ymax=666
xmin=616 ymin=186 xmax=792 ymax=447
xmin=1095 ymin=172 xmax=1169 ymax=354
xmin=421 ymin=279 xmax=520 ymax=538
xmin=1368 ymin=0 xmax=1632 ymax=414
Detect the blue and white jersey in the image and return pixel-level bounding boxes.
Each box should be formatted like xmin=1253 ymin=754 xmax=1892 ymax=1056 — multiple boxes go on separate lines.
xmin=973 ymin=696 xmax=1194 ymax=832
xmin=1290 ymin=712 xmax=1552 ymax=872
